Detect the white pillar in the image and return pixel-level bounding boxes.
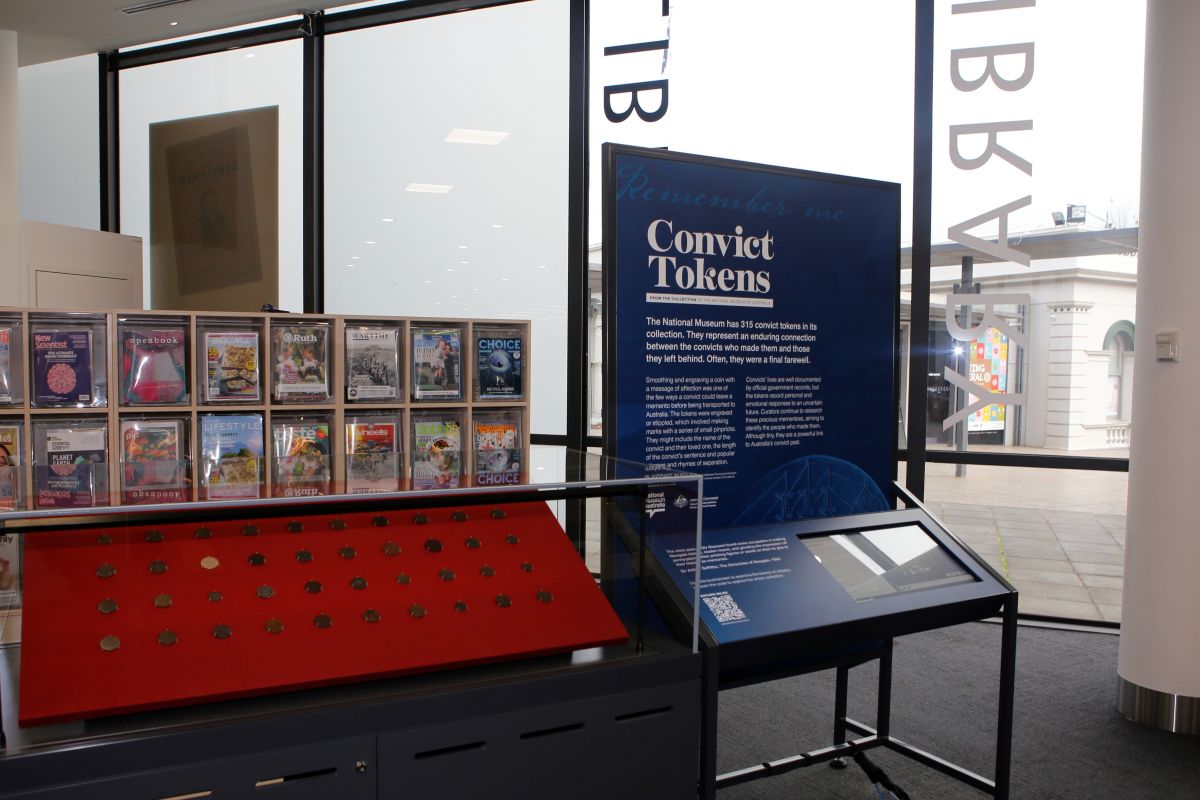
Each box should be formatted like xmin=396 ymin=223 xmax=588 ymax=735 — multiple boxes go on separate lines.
xmin=1116 ymin=0 xmax=1200 ymax=733
xmin=0 ymin=30 xmax=20 ymax=303
xmin=1042 ymin=301 xmax=1092 ymax=451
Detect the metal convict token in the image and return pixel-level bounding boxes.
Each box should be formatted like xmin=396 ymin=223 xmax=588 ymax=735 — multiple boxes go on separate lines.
xmin=330 ymin=518 xmax=348 ymax=531
xmin=242 ymin=524 xmax=259 ymax=537
xmin=454 ymin=601 xmax=468 ymax=613
xmin=438 ymin=568 xmax=455 ymax=582
xmin=339 ymin=545 xmax=357 ymax=559
xmin=96 ymin=563 xmax=117 ymax=578
xmin=97 ymin=533 xmax=112 ymax=545
xmin=381 ymin=541 xmax=401 ymax=557
xmin=195 ymin=526 xmax=213 ymax=539
xmin=247 ymin=553 xmax=267 ymax=567
xmin=98 ymin=598 xmax=118 ymax=614
xmin=157 ymin=629 xmax=178 ymax=646
xmin=144 ymin=529 xmax=164 ymax=543
xmin=464 ymin=537 xmax=481 ymax=550
xmin=505 ymin=533 xmax=520 ymax=545
xmin=305 ymin=580 xmax=323 ymax=594
xmin=536 ymin=590 xmax=554 ymax=604
xmin=313 ymin=613 xmax=333 ymax=629
xmin=372 ymin=515 xmax=389 ymax=528
xmin=148 ymin=559 xmax=168 ymax=575
xmin=495 ymin=594 xmax=513 ymax=608
xmin=350 ymin=576 xmax=368 ymax=591
xmin=408 ymin=603 xmax=427 ymax=619
xmin=296 ymin=549 xmax=313 ymax=563
xmin=99 ymin=635 xmax=121 ymax=652
xmin=208 ymin=590 xmax=223 ymax=603
xmin=412 ymin=513 xmax=429 ymax=525
xmin=212 ymin=624 xmax=233 ymax=640
xmin=265 ymin=618 xmax=284 ymax=634
xmin=395 ymin=573 xmax=411 ymax=585
xmin=256 ymin=584 xmax=276 ymax=599
xmin=287 ymin=520 xmax=304 ymax=533
xmin=153 ymin=593 xmax=173 ymax=609
xmin=479 ymin=565 xmax=495 ymax=578
xmin=363 ymin=608 xmax=381 ymax=623
xmin=424 ymin=538 xmax=443 ymax=553
xmin=490 ymin=508 xmax=506 ymax=520
xmin=451 ymin=511 xmax=469 ymax=522
xmin=201 ymin=556 xmax=220 ymax=570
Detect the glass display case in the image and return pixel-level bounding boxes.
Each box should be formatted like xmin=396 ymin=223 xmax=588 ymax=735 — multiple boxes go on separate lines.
xmin=0 ymin=447 xmax=701 ymax=765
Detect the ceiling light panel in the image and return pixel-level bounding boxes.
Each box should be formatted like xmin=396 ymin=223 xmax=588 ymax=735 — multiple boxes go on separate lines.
xmin=405 ymin=183 xmax=454 ymax=194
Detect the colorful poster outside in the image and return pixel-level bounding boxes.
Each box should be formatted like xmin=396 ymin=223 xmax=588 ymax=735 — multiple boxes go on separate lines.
xmin=967 ymin=328 xmax=1008 ymax=433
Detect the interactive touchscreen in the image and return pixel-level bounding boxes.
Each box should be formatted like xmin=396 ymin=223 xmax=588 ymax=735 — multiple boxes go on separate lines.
xmin=802 ymin=524 xmax=977 ymax=601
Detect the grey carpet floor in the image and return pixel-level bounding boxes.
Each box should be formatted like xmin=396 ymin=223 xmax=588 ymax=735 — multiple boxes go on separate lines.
xmin=715 ymin=623 xmax=1200 ymax=799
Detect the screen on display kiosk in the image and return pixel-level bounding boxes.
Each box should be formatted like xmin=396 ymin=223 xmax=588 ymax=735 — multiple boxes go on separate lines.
xmin=801 ymin=524 xmax=978 ymax=602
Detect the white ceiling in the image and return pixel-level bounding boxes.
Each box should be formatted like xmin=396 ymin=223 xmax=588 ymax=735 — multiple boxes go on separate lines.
xmin=0 ymin=0 xmax=364 ymax=66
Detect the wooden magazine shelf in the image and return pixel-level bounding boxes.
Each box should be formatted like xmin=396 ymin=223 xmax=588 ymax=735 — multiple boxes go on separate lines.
xmin=0 ymin=307 xmax=530 ymax=510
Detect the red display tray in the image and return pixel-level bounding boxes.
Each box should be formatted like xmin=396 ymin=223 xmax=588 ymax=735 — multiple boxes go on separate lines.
xmin=20 ymin=502 xmax=628 ymax=726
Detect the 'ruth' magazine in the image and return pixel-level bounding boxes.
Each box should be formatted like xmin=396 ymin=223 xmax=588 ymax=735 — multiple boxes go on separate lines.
xmin=272 ymin=418 xmax=331 ymax=497
xmin=272 ymin=325 xmax=330 ymax=402
xmin=412 ymin=413 xmax=462 ymax=489
xmin=120 ymin=418 xmax=187 ymax=504
xmin=345 ymin=418 xmax=399 ymax=493
xmin=200 ymin=414 xmax=263 ymax=500
xmin=411 ymin=327 xmax=462 ymax=400
xmin=345 ymin=326 xmax=400 ymax=401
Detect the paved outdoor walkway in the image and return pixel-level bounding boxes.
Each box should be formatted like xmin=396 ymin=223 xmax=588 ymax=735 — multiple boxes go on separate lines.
xmin=918 ymin=461 xmax=1128 ymax=623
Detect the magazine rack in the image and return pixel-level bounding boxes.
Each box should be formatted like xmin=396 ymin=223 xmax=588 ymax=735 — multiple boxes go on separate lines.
xmin=0 ymin=307 xmax=531 ymax=512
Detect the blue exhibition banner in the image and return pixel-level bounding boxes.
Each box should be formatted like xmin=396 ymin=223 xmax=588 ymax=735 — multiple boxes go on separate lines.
xmin=603 ymin=145 xmax=899 ymax=532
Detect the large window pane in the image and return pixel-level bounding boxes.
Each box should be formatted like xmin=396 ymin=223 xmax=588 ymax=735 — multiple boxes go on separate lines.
xmin=324 ymin=0 xmax=569 ymax=436
xmin=902 ymin=461 xmax=1126 ymax=623
xmin=119 ymin=40 xmax=303 ymax=311
xmin=589 ymin=1 xmax=915 ymax=438
xmin=911 ymin=0 xmax=1145 ymax=460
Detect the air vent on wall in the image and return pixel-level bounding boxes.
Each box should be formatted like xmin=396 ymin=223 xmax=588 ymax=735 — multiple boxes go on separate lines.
xmin=120 ymin=0 xmax=193 ymax=15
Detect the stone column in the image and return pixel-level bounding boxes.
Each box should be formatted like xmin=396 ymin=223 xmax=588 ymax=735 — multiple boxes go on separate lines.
xmin=1042 ymin=301 xmax=1091 ymax=451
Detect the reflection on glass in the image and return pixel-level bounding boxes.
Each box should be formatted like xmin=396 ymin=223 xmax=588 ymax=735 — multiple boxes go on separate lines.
xmin=803 ymin=524 xmax=976 ymax=601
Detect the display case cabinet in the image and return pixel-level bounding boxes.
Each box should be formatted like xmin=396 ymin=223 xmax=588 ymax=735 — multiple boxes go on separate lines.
xmin=0 ymin=448 xmax=702 ymax=800
xmin=0 ymin=307 xmax=531 ymax=510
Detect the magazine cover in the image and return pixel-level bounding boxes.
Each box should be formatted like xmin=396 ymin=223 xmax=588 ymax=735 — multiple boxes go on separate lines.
xmin=473 ymin=411 xmax=523 ymax=486
xmin=0 ymin=531 xmax=19 ymax=611
xmin=0 ymin=423 xmax=21 ymax=510
xmin=271 ymin=418 xmax=331 ymax=497
xmin=32 ymin=329 xmax=94 ymax=406
xmin=121 ymin=326 xmax=188 ymax=405
xmin=476 ymin=329 xmax=525 ymax=400
xmin=200 ymin=414 xmax=263 ymax=500
xmin=412 ymin=413 xmax=462 ymax=489
xmin=0 ymin=327 xmax=13 ymax=404
xmin=345 ymin=418 xmax=399 ymax=493
xmin=411 ymin=327 xmax=462 ymax=400
xmin=272 ymin=325 xmax=330 ymax=401
xmin=120 ymin=419 xmax=187 ymax=504
xmin=205 ymin=330 xmax=260 ymax=401
xmin=345 ymin=326 xmax=400 ymax=401
xmin=36 ymin=424 xmax=107 ymax=508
